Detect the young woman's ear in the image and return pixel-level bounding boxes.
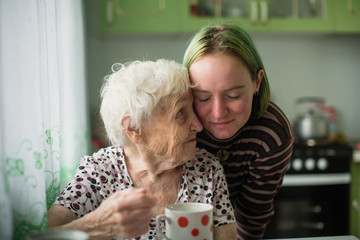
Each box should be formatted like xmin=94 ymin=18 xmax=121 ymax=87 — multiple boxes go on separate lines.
xmin=121 ymin=115 xmax=143 ymax=144
xmin=255 ymin=69 xmax=264 ymax=93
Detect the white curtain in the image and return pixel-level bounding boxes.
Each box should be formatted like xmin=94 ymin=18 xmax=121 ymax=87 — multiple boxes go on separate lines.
xmin=0 ymin=1 xmax=90 ymax=239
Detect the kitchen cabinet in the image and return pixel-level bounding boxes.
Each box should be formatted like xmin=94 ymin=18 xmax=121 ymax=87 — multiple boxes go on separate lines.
xmin=182 ymin=0 xmax=334 ymax=33
xmin=99 ymin=0 xmax=360 ymax=33
xmin=333 ymin=0 xmax=360 ymax=32
xmin=99 ymin=0 xmax=182 ymax=33
xmin=350 ymin=151 xmax=360 ymax=238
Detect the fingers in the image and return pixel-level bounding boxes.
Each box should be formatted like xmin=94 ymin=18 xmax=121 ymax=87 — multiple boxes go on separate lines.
xmin=111 ymin=205 xmax=152 ymax=238
xmin=91 ymin=188 xmax=156 ymax=239
xmin=114 ymin=188 xmax=156 ymax=212
xmin=118 ymin=207 xmax=152 ymax=224
xmin=114 ymin=220 xmax=150 ymax=238
xmin=112 ymin=188 xmax=155 ymax=238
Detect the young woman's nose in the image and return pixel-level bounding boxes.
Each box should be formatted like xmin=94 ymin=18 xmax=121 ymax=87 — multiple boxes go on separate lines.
xmin=212 ymin=98 xmax=227 ymax=119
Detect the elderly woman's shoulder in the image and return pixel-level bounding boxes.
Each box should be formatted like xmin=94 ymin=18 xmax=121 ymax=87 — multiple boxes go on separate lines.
xmin=194 ymin=148 xmax=218 ymax=160
xmin=81 ymin=145 xmax=125 ymax=165
xmin=186 ymin=148 xmax=223 ymax=171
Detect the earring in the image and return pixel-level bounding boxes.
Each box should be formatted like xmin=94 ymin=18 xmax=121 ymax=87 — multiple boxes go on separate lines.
xmin=254 ymin=91 xmax=259 ymax=96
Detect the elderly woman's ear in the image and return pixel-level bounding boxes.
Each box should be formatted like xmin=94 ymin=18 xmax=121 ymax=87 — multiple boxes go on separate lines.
xmin=121 ymin=115 xmax=143 ymax=144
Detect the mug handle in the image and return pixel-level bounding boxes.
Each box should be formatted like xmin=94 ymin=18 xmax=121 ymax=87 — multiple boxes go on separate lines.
xmin=156 ymin=214 xmax=171 ymax=240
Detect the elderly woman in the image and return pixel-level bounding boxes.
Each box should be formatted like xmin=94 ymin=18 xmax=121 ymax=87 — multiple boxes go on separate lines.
xmin=48 ymin=59 xmax=236 ymax=240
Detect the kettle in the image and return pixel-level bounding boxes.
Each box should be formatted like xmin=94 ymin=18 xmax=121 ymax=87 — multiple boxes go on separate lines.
xmin=293 ymin=97 xmax=329 ymax=141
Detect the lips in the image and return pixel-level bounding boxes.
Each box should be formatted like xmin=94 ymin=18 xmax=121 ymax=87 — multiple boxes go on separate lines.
xmin=210 ymin=120 xmax=233 ymax=128
xmin=185 ymin=135 xmax=197 ymax=143
xmin=186 ymin=137 xmax=197 ymax=143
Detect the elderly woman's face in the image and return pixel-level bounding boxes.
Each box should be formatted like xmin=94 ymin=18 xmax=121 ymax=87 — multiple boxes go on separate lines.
xmin=142 ymin=91 xmax=203 ymax=163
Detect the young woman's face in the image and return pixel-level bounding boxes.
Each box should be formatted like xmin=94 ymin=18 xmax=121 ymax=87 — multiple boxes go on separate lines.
xmin=189 ymin=53 xmax=262 ymax=139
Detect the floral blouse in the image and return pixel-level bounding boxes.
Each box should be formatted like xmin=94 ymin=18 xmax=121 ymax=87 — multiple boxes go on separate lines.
xmin=54 ymin=146 xmax=235 ymax=240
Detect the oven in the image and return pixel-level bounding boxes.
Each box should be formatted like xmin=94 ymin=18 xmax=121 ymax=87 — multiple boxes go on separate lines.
xmin=263 ymin=142 xmax=353 ymax=239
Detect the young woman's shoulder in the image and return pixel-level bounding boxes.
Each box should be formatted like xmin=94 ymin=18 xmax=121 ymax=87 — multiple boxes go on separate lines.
xmin=263 ymin=102 xmax=292 ymax=131
xmin=238 ymin=102 xmax=294 ymax=153
xmin=246 ymin=101 xmax=293 ymax=146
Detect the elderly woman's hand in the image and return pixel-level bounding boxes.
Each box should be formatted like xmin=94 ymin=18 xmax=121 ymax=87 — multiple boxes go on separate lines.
xmin=48 ymin=188 xmax=156 ymax=240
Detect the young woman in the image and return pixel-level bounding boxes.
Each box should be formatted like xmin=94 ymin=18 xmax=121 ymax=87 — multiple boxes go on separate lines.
xmin=184 ymin=24 xmax=294 ymax=240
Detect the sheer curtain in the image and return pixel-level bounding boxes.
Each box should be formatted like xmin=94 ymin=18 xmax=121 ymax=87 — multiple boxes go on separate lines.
xmin=0 ymin=1 xmax=90 ymax=239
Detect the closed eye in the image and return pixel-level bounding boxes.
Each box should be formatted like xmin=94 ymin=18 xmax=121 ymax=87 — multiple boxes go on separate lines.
xmin=176 ymin=108 xmax=187 ymax=124
xmin=196 ymin=96 xmax=211 ymax=102
xmin=194 ymin=93 xmax=211 ymax=102
xmin=176 ymin=109 xmax=184 ymax=118
xmin=226 ymin=95 xmax=240 ymax=99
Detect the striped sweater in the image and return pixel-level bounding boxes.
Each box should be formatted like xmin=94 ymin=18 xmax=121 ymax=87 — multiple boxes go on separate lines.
xmin=196 ymin=102 xmax=294 ymax=240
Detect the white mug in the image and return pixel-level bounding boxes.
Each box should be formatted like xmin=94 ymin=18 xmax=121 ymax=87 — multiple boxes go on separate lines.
xmin=156 ymin=203 xmax=213 ymax=240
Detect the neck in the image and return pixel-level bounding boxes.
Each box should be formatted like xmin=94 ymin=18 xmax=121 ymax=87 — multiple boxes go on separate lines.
xmin=123 ymin=144 xmax=183 ymax=212
xmin=123 ymin=144 xmax=180 ymax=180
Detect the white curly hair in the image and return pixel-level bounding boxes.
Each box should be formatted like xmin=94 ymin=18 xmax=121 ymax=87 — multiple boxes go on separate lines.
xmin=100 ymin=59 xmax=191 ymax=146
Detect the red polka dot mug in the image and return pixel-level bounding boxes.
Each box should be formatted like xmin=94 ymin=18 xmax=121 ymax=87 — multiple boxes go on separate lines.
xmin=156 ymin=203 xmax=214 ymax=240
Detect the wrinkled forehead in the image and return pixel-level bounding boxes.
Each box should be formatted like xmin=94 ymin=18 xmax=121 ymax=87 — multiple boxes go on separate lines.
xmin=158 ymin=91 xmax=193 ymax=112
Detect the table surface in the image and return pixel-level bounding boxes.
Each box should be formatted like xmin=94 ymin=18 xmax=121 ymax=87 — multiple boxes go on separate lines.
xmin=265 ymin=236 xmax=359 ymax=240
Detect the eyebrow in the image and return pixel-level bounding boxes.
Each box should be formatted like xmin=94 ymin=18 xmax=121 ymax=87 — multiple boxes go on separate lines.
xmin=193 ymin=86 xmax=244 ymax=93
xmin=172 ymin=95 xmax=190 ymax=107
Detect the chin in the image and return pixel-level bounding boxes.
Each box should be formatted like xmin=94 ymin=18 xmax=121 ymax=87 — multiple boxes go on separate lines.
xmin=186 ymin=148 xmax=197 ymax=160
xmin=210 ymin=129 xmax=236 ymax=139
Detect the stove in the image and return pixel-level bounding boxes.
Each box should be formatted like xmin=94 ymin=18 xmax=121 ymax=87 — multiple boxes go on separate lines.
xmin=264 ymin=142 xmax=353 ymax=239
xmin=283 ymin=142 xmax=352 ymax=186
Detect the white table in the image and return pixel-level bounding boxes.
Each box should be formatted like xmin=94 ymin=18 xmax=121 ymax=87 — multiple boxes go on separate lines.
xmin=265 ymin=236 xmax=359 ymax=240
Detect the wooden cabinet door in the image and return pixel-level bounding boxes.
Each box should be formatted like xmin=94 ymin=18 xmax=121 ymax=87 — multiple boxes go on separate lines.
xmin=334 ymin=0 xmax=360 ymax=32
xmin=99 ymin=0 xmax=182 ymax=34
xmin=182 ymin=0 xmax=335 ymax=33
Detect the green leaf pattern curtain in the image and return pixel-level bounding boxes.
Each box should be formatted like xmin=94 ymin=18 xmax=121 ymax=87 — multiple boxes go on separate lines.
xmin=0 ymin=1 xmax=90 ymax=239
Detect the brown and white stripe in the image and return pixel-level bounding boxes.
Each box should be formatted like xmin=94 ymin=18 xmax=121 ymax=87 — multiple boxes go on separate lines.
xmin=197 ymin=102 xmax=294 ymax=240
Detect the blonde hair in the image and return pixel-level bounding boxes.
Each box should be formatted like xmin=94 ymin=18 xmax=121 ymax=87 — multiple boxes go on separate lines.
xmin=184 ymin=24 xmax=270 ymax=119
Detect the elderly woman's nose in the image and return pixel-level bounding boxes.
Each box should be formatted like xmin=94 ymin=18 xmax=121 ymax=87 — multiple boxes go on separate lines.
xmin=190 ymin=112 xmax=203 ymax=132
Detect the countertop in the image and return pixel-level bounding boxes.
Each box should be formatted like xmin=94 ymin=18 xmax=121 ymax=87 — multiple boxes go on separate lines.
xmin=265 ymin=236 xmax=359 ymax=240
